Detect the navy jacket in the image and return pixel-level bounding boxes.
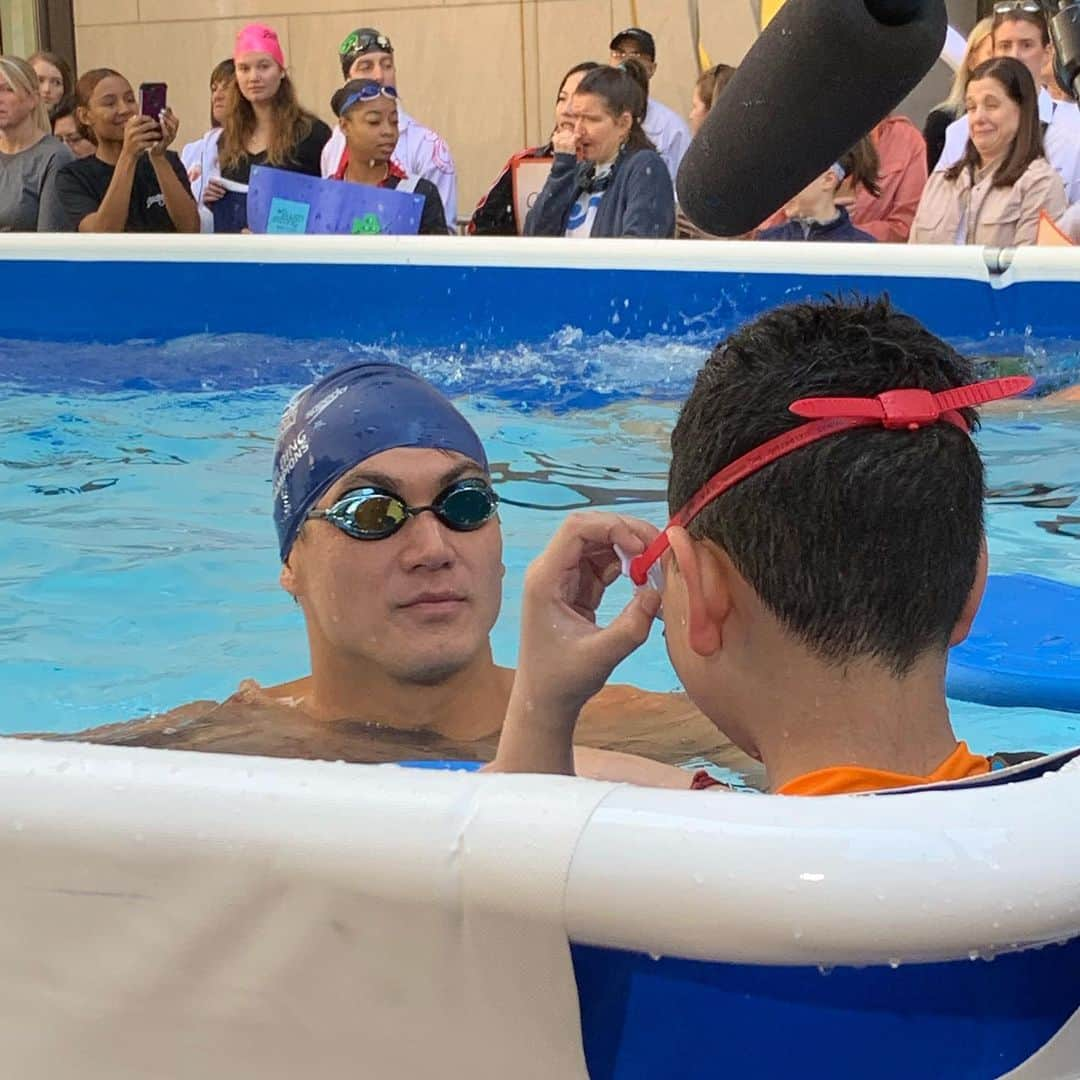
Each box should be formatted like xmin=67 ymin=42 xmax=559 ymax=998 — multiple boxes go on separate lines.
xmin=757 ymin=207 xmax=876 ymax=243
xmin=524 ymin=148 xmax=675 ymax=238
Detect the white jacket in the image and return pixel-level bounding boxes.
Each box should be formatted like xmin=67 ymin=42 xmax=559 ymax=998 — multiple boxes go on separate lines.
xmin=643 ymin=98 xmax=691 ymax=185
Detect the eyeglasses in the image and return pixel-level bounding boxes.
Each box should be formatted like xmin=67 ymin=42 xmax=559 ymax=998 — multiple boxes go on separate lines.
xmin=627 ymin=376 xmax=1034 ymax=588
xmin=306 ymin=478 xmax=499 ymax=541
xmin=611 ymin=48 xmax=647 ymax=60
xmin=992 ymin=1 xmax=1042 ymax=16
xmin=340 ymin=30 xmax=392 ymax=56
xmin=340 ymin=84 xmax=398 ymax=112
xmin=57 ymin=132 xmax=92 ymax=147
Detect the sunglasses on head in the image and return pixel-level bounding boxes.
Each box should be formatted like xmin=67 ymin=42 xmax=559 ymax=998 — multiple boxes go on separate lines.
xmin=306 ymin=477 xmax=499 ymax=541
xmin=992 ymin=1 xmax=1042 ymax=15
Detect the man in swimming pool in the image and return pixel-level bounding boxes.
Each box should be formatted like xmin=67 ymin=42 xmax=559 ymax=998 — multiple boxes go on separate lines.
xmin=67 ymin=363 xmax=744 ymax=784
xmin=493 ymin=297 xmax=1044 ymax=795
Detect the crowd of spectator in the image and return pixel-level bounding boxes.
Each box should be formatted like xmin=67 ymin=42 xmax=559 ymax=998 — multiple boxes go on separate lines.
xmin=0 ymin=3 xmax=1077 ymax=244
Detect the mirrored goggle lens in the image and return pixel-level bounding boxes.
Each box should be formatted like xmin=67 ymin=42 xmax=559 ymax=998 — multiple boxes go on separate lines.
xmin=438 ymin=486 xmax=498 ymax=529
xmin=344 ymin=493 xmax=408 ymax=536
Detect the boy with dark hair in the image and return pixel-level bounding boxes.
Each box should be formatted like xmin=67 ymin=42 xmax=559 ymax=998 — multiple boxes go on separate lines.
xmin=494 ymin=296 xmax=1041 ymax=794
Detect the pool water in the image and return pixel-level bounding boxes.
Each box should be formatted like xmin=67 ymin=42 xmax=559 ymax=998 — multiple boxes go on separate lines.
xmin=1 ymin=335 xmax=1078 ymax=758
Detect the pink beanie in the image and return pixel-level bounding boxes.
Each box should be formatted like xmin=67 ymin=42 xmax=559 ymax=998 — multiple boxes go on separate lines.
xmin=234 ymin=23 xmax=286 ymax=68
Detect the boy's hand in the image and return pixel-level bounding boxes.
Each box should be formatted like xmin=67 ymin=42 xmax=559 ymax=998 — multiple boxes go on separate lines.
xmin=516 ymin=512 xmax=661 ymax=717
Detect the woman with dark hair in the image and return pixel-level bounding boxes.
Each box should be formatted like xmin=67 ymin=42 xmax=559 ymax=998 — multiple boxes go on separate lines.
xmin=688 ymin=63 xmax=736 ymax=136
xmin=329 ymin=79 xmax=447 ymax=235
xmin=523 ymin=59 xmax=674 ymax=238
xmin=910 ymin=56 xmax=1066 ymax=246
xmin=201 ymin=24 xmax=330 ymax=226
xmin=51 ymin=94 xmax=95 ymax=158
xmin=469 ymin=61 xmax=600 ymax=236
xmin=28 ymin=50 xmax=74 ymax=115
xmin=47 ymin=67 xmax=198 ymax=233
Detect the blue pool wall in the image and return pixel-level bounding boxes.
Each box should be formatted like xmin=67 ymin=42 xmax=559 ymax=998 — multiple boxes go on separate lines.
xmin=4 ymin=236 xmax=1079 ymax=354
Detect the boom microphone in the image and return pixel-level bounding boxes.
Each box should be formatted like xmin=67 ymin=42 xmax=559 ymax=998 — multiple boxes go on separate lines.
xmin=1048 ymin=1 xmax=1080 ymax=103
xmin=677 ymin=0 xmax=946 ymax=236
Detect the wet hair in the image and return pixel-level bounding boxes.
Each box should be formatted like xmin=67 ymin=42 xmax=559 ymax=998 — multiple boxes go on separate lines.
xmin=0 ymin=55 xmax=50 ymax=134
xmin=668 ymin=296 xmax=984 ymax=677
xmin=28 ymin=50 xmax=75 ymax=98
xmin=695 ymin=63 xmax=736 ymax=112
xmin=992 ymin=5 xmax=1050 ymax=47
xmin=556 ymin=60 xmax=601 ymax=100
xmin=74 ymin=67 xmax=125 ymax=142
xmin=209 ymin=59 xmax=235 ymax=128
xmin=946 ymin=56 xmax=1045 ymax=188
xmin=838 ymin=133 xmax=881 ymax=198
xmin=219 ymin=66 xmax=316 ymax=172
xmin=575 ymin=58 xmax=655 ymax=152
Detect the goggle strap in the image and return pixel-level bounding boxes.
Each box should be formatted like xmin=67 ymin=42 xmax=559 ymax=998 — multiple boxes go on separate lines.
xmin=629 ymin=416 xmax=868 ymax=585
xmin=627 ymin=375 xmax=1035 ymax=588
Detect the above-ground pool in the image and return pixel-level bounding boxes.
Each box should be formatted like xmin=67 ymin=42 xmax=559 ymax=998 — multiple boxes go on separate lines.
xmin=1 ymin=237 xmax=1079 ymax=1080
xmin=1 ymin=239 xmax=1078 ymax=761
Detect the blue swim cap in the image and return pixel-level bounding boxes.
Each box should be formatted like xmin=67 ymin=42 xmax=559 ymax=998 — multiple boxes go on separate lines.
xmin=272 ymin=363 xmax=488 ymax=560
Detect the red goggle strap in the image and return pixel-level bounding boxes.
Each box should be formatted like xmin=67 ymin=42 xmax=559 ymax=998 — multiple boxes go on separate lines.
xmin=789 ymin=375 xmax=1034 ymax=427
xmin=627 ymin=374 xmax=1035 ymax=588
xmin=628 ymin=416 xmax=871 ymax=585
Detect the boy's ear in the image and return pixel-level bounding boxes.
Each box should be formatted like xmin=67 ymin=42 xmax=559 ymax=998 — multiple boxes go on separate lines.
xmin=950 ymin=536 xmax=988 ymax=647
xmin=668 ymin=527 xmax=733 ymax=658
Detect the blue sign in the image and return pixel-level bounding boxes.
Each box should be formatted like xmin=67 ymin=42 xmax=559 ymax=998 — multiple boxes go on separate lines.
xmin=247 ymin=166 xmax=424 ymax=236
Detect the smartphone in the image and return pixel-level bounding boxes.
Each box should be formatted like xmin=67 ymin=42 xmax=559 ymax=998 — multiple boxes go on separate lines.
xmin=139 ymin=82 xmax=168 ymax=122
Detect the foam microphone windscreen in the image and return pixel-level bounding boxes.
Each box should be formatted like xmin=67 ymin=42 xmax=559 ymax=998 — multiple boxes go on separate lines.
xmin=677 ymin=0 xmax=946 ymax=236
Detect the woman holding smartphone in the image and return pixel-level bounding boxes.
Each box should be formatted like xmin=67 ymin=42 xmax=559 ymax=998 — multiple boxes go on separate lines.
xmin=202 ymin=23 xmax=330 ymax=224
xmin=47 ymin=68 xmax=198 ymax=233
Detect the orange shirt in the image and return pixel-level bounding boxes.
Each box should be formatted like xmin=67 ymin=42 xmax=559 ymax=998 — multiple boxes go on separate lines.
xmin=775 ymin=741 xmax=990 ymax=796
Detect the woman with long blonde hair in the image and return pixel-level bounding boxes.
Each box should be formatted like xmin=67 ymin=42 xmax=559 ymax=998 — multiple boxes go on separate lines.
xmin=201 ymin=23 xmax=330 ymax=229
xmin=0 ymin=55 xmax=71 ymax=230
xmin=923 ymin=17 xmax=995 ymax=171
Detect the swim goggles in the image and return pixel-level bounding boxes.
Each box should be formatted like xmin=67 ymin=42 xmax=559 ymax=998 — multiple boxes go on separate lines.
xmin=340 ymin=84 xmax=398 ymax=113
xmin=339 ymin=29 xmax=393 ymax=58
xmin=306 ymin=478 xmax=499 ymax=541
xmin=628 ymin=375 xmax=1034 ymax=588
xmin=992 ymin=1 xmax=1042 ymax=16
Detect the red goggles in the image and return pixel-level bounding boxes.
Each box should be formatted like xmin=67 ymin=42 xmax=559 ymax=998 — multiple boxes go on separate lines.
xmin=628 ymin=375 xmax=1035 ymax=587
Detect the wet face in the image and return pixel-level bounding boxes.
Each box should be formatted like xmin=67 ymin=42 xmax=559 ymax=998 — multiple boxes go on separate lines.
xmin=572 ymin=91 xmax=632 ymax=164
xmin=211 ymin=77 xmax=233 ymax=125
xmin=235 ymin=53 xmax=283 ymax=105
xmin=554 ymin=70 xmax=588 ymax=133
xmin=53 ymin=113 xmax=96 ymax=157
xmin=32 ymin=58 xmax=65 ymax=107
xmin=0 ymin=74 xmax=36 ymax=132
xmin=348 ymin=51 xmax=396 ymax=87
xmin=79 ymin=75 xmax=136 ymax=147
xmin=282 ymin=448 xmax=504 ymax=686
xmin=966 ymin=75 xmax=1021 ymax=164
xmin=993 ymin=18 xmax=1051 ymax=86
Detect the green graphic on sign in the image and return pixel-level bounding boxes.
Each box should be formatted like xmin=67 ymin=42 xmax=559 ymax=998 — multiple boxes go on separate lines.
xmin=351 ymin=214 xmax=383 ymax=234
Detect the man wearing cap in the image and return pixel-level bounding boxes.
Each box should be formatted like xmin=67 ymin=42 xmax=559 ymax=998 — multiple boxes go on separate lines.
xmin=320 ymin=28 xmax=458 ymax=229
xmin=66 ymin=364 xmax=743 ymax=786
xmin=609 ymin=27 xmax=692 ymax=184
